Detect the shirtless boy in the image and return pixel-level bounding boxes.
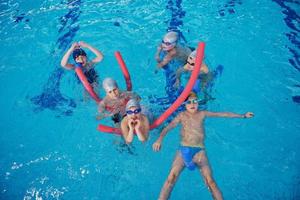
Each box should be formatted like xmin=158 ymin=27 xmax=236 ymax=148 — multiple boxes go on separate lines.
xmin=153 ymin=92 xmax=254 ymax=200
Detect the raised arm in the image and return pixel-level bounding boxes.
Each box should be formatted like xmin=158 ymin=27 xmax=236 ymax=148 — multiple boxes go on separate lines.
xmin=204 ymin=111 xmax=254 ymax=118
xmin=60 ymin=42 xmax=78 ymax=69
xmin=78 ymin=41 xmax=103 ymax=64
xmin=152 ymin=114 xmax=181 ymax=151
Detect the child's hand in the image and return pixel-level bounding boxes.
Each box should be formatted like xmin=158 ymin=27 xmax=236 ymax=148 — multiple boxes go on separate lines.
xmin=128 ymin=119 xmax=136 ymax=130
xmin=135 ymin=119 xmax=141 ymax=130
xmin=71 ymin=42 xmax=79 ymax=49
xmin=152 ymin=140 xmax=162 ymax=152
xmin=174 ymin=79 xmax=180 ymax=89
xmin=244 ymin=112 xmax=254 ymax=118
xmin=78 ymin=41 xmax=88 ymax=48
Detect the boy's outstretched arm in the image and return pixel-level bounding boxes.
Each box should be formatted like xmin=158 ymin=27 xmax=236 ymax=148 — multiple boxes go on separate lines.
xmin=204 ymin=111 xmax=254 ymax=118
xmin=152 ymin=114 xmax=181 ymax=152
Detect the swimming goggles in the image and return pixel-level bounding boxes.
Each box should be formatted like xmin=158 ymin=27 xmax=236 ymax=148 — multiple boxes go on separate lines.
xmin=187 ymin=60 xmax=195 ymax=66
xmin=126 ymin=108 xmax=141 ymax=115
xmin=185 ymin=99 xmax=198 ymax=104
xmin=162 ymin=40 xmax=176 ymax=46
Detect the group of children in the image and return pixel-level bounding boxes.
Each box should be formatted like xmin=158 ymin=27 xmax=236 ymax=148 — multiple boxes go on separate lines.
xmin=60 ymin=32 xmax=254 ymax=200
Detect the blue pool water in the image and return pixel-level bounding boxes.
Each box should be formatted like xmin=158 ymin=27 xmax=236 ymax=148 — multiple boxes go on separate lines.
xmin=1 ymin=0 xmax=300 ymax=199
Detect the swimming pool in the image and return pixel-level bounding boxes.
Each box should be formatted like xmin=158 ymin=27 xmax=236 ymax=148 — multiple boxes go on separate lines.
xmin=1 ymin=0 xmax=299 ymax=199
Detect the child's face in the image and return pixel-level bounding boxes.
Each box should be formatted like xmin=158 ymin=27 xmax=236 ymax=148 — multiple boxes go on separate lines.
xmin=161 ymin=40 xmax=176 ymax=51
xmin=107 ymin=88 xmax=120 ymax=99
xmin=75 ymin=55 xmax=87 ymax=66
xmin=185 ymin=97 xmax=198 ymax=113
xmin=183 ymin=56 xmax=195 ymax=71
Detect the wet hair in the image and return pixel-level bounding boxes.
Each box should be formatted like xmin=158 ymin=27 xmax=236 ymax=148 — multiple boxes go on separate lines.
xmin=72 ymin=48 xmax=87 ymax=60
xmin=185 ymin=92 xmax=198 ymax=101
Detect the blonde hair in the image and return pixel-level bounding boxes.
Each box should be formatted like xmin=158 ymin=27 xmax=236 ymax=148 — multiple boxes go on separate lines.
xmin=185 ymin=92 xmax=198 ymax=101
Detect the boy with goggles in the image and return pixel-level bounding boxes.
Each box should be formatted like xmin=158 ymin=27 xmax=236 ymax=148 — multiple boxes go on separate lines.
xmin=175 ymin=50 xmax=212 ymax=96
xmin=153 ymin=92 xmax=254 ymax=200
xmin=121 ymin=99 xmax=150 ymax=144
xmin=155 ymin=31 xmax=192 ymax=70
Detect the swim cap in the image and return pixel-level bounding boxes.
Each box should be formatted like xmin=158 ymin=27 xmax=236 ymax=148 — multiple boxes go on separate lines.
xmin=189 ymin=50 xmax=197 ymax=59
xmin=102 ymin=78 xmax=118 ymax=92
xmin=126 ymin=99 xmax=141 ymax=111
xmin=72 ymin=48 xmax=87 ymax=60
xmin=163 ymin=31 xmax=178 ymax=44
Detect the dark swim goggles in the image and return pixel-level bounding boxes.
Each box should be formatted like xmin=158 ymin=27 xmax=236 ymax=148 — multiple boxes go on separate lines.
xmin=187 ymin=60 xmax=195 ymax=66
xmin=162 ymin=40 xmax=176 ymax=46
xmin=126 ymin=108 xmax=141 ymax=115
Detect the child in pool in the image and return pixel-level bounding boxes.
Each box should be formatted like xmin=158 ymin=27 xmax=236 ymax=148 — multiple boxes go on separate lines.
xmin=155 ymin=31 xmax=192 ymax=70
xmin=97 ymin=78 xmax=140 ymax=126
xmin=121 ymin=99 xmax=150 ymax=144
xmin=152 ymin=92 xmax=254 ymax=200
xmin=60 ymin=41 xmax=103 ymax=90
xmin=175 ymin=49 xmax=212 ymax=96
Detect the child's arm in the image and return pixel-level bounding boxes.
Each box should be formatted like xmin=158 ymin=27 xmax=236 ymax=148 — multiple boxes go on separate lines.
xmin=60 ymin=42 xmax=78 ymax=69
xmin=175 ymin=67 xmax=185 ymax=88
xmin=78 ymin=41 xmax=103 ymax=64
xmin=152 ymin=114 xmax=181 ymax=151
xmin=96 ymin=101 xmax=113 ymax=120
xmin=155 ymin=45 xmax=163 ymax=62
xmin=204 ymin=111 xmax=254 ymax=118
xmin=135 ymin=116 xmax=150 ymax=142
xmin=157 ymin=50 xmax=176 ymax=68
xmin=201 ymin=62 xmax=209 ymax=73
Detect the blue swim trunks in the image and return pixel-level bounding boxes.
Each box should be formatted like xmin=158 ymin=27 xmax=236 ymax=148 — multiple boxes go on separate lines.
xmin=179 ymin=146 xmax=204 ymax=171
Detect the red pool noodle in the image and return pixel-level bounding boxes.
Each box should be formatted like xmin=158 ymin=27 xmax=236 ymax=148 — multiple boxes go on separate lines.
xmin=97 ymin=124 xmax=122 ymax=135
xmin=75 ymin=67 xmax=101 ymax=103
xmin=97 ymin=42 xmax=205 ymax=134
xmin=115 ymin=51 xmax=132 ymax=91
